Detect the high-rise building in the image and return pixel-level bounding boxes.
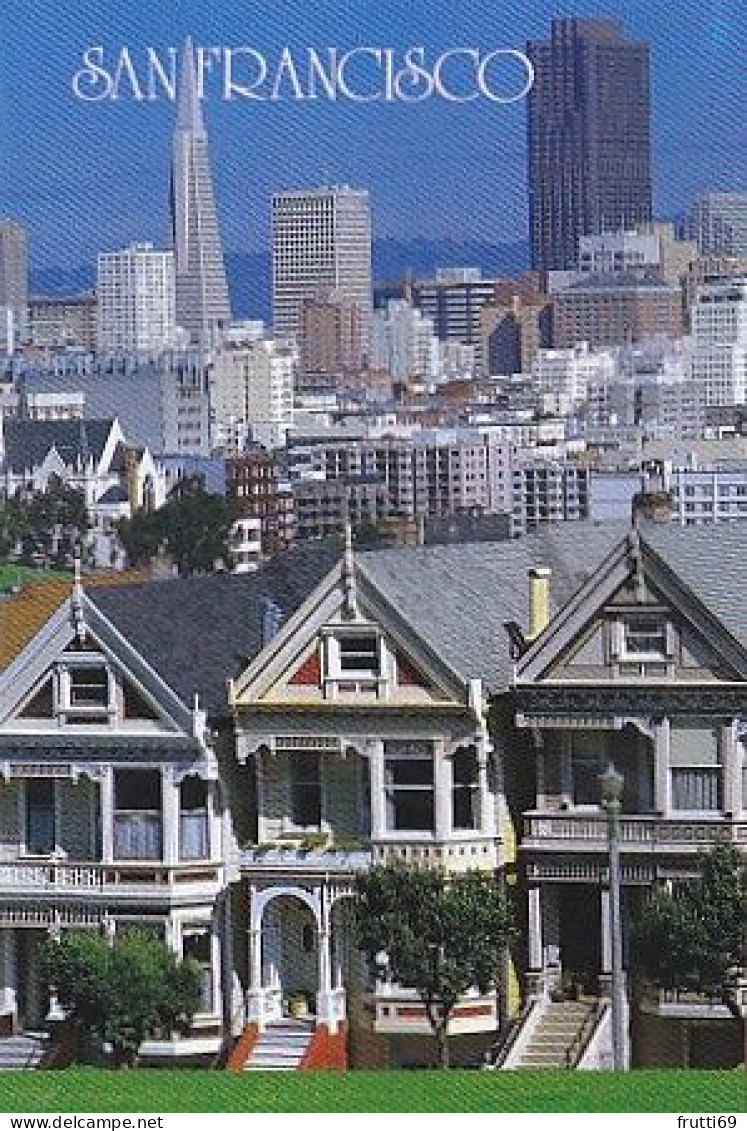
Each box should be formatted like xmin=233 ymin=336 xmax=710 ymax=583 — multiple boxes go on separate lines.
xmin=689 ymin=193 xmax=747 ymax=257
xmin=171 ymin=38 xmax=232 ymax=343
xmin=96 ymin=242 xmax=176 ymax=355
xmin=412 ymin=268 xmax=497 ymax=374
xmin=271 ymin=186 xmax=372 ymax=357
xmin=0 ymin=220 xmax=29 ymax=346
xmin=689 ymin=278 xmax=747 ymax=406
xmin=527 ymin=18 xmax=652 ymax=272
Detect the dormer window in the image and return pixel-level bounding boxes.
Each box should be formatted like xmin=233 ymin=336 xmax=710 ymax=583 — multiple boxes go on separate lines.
xmin=324 ymin=627 xmax=388 ymax=697
xmin=621 ymin=615 xmax=668 ymax=659
xmin=58 ymin=658 xmax=115 ymax=723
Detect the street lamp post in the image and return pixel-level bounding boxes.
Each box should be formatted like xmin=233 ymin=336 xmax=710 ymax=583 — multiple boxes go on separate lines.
xmin=599 ymin=762 xmax=626 ymax=1071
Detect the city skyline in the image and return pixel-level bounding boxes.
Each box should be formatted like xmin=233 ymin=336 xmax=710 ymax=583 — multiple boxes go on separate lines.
xmin=1 ymin=0 xmax=745 ymax=281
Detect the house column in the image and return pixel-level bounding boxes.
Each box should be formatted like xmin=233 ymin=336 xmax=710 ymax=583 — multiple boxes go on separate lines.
xmin=162 ymin=766 xmax=179 ymax=865
xmin=0 ymin=930 xmax=17 ymax=1030
xmin=100 ymin=766 xmax=114 ymax=863
xmin=654 ymin=718 xmax=670 ymax=814
xmin=433 ymin=740 xmax=451 ymax=838
xmin=526 ymin=884 xmax=544 ymax=996
xmin=600 ymin=886 xmax=612 ymax=995
xmin=246 ymin=890 xmax=265 ymax=1031
xmin=316 ymin=894 xmax=336 ymax=1034
xmin=369 ymin=740 xmax=385 ymax=838
xmin=477 ymin=746 xmax=495 ymax=837
xmin=723 ymin=723 xmax=742 ymax=816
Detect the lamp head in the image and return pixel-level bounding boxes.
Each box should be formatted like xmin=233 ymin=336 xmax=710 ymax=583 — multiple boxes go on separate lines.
xmin=599 ymin=762 xmax=624 ymax=806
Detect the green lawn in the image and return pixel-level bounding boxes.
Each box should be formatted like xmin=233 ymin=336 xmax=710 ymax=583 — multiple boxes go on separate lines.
xmin=0 ymin=562 xmax=71 ymax=592
xmin=0 ymin=1069 xmax=743 ymax=1113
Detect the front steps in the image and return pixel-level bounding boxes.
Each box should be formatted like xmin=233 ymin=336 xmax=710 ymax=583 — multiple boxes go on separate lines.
xmin=0 ymin=1033 xmax=47 ymax=1071
xmin=514 ymin=1000 xmax=596 ymax=1069
xmin=243 ymin=1020 xmax=313 ymax=1071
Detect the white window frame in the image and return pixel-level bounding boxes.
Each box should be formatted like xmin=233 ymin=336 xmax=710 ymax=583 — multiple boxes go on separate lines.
xmin=57 ymin=655 xmax=116 ymax=722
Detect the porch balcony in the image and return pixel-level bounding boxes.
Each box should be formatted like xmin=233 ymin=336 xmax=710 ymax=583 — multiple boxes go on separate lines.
xmin=641 ymin=988 xmax=735 ymax=1020
xmin=0 ymin=859 xmax=223 ymax=903
xmin=372 ymin=833 xmax=500 ymax=871
xmin=240 ymin=845 xmax=371 ymax=878
xmin=522 ymin=811 xmax=747 ymax=854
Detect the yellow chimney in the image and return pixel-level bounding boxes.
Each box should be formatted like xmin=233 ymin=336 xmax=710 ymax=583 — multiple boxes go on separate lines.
xmin=527 ymin=566 xmax=551 ymax=641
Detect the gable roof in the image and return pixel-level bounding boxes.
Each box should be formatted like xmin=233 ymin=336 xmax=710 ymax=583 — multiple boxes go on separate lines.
xmin=89 ymin=541 xmax=344 ymax=713
xmin=2 ymin=418 xmax=116 ymax=475
xmin=359 ymin=523 xmax=627 ymax=693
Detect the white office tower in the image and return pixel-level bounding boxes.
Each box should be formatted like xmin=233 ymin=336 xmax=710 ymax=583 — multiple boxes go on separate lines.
xmin=171 ymin=38 xmax=232 ymax=344
xmin=272 ymin=186 xmax=372 ymax=358
xmin=96 ymin=243 xmax=176 ymax=354
xmin=209 ymin=337 xmax=296 ymax=453
xmin=689 ymin=279 xmax=747 ymax=406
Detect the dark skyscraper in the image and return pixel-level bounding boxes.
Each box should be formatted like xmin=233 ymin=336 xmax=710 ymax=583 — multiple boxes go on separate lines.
xmin=171 ymin=38 xmax=232 ymax=343
xmin=527 ymin=18 xmax=652 ymax=273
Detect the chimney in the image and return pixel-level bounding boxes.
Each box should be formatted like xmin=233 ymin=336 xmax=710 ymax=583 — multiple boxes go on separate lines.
xmin=631 ymin=489 xmax=673 ymax=525
xmin=527 ymin=566 xmax=551 ymax=641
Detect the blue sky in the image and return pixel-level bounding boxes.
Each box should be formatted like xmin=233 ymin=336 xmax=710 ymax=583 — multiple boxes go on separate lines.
xmin=1 ymin=0 xmax=745 ymax=273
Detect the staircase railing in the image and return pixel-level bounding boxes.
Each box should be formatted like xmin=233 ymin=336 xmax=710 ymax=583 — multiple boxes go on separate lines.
xmin=483 ymin=998 xmax=537 ymax=1069
xmin=564 ymin=1000 xmax=608 ymax=1069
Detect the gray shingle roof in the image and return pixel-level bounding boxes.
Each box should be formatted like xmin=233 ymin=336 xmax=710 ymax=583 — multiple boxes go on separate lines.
xmin=89 ymin=540 xmax=344 ymax=713
xmin=2 ymin=418 xmax=116 ymax=474
xmin=84 ymin=520 xmax=747 ymax=716
xmin=359 ymin=523 xmax=627 ymax=692
xmin=641 ymin=521 xmax=747 ymax=651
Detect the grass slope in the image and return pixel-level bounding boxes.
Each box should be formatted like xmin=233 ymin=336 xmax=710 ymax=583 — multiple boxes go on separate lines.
xmin=0 ymin=1069 xmax=743 ymax=1113
xmin=0 ymin=563 xmax=71 ymax=592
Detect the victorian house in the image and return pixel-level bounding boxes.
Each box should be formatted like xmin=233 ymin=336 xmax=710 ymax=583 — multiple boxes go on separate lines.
xmin=0 ymin=517 xmax=743 ymax=1070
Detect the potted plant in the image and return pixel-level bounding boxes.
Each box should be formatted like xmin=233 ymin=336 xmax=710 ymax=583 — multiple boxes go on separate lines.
xmin=286 ymin=991 xmax=308 ymax=1019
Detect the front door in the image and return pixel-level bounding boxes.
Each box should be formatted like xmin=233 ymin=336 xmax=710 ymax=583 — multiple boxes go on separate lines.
xmin=559 ymin=884 xmax=601 ymax=994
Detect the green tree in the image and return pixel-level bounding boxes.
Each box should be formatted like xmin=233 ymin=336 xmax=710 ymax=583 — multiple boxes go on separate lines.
xmin=42 ymin=929 xmax=202 ymax=1067
xmin=3 ymin=478 xmax=88 ymax=567
xmin=117 ymin=477 xmax=242 ymax=576
xmin=354 ymin=863 xmax=514 ymax=1068
xmin=632 ymin=842 xmax=746 ymax=1018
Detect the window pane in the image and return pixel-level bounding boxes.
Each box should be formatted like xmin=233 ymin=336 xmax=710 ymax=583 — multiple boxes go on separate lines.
xmin=69 ymin=667 xmax=109 ymax=706
xmin=290 ymin=754 xmax=321 ymax=826
xmin=671 ymin=768 xmax=721 ymax=810
xmin=623 ymin=616 xmax=667 ymax=656
xmin=391 ymin=790 xmax=434 ymax=831
xmin=115 ymin=770 xmax=161 ymax=811
xmin=26 ymin=780 xmax=55 ymax=854
xmin=338 ymin=636 xmax=379 ymax=673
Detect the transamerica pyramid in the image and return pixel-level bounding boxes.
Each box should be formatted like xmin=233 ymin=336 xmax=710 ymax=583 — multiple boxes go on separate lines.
xmin=171 ymin=38 xmax=232 ymax=343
